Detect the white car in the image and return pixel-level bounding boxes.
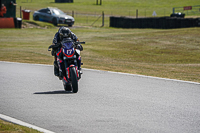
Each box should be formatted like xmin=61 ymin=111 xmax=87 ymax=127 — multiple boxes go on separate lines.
xmin=33 ymin=7 xmax=75 ymax=26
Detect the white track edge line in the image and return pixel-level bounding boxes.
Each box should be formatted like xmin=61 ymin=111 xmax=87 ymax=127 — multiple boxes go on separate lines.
xmin=0 ymin=114 xmax=55 ymax=133
xmin=1 ymin=61 xmax=200 ymax=85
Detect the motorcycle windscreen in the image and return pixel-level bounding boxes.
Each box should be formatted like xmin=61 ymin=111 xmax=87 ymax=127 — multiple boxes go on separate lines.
xmin=62 ymin=42 xmax=75 ymax=57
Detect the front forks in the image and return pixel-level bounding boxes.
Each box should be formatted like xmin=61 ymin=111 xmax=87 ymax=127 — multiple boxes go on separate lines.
xmin=63 ymin=56 xmax=79 ymax=83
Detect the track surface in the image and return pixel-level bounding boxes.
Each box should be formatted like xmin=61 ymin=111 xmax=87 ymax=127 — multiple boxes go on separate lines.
xmin=0 ymin=61 xmax=200 ymax=133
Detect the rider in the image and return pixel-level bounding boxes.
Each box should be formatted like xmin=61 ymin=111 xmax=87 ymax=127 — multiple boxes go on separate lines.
xmin=0 ymin=4 xmax=7 ymax=17
xmin=51 ymin=26 xmax=83 ymax=78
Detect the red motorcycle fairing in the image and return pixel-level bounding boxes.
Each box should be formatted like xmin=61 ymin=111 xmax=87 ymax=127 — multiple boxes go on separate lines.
xmin=75 ymin=65 xmax=79 ymax=79
xmin=64 ymin=76 xmax=68 ymax=83
xmin=67 ymin=67 xmax=70 ymax=79
xmin=56 ymin=49 xmax=62 ymax=57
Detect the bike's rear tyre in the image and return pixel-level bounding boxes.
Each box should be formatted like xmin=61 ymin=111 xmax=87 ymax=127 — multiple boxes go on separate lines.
xmin=70 ymin=67 xmax=78 ymax=93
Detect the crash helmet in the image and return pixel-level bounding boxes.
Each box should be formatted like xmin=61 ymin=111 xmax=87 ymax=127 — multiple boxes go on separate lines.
xmin=58 ymin=27 xmax=71 ymax=40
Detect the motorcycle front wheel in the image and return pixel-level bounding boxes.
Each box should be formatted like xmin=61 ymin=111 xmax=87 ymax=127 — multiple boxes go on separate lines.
xmin=70 ymin=67 xmax=78 ymax=93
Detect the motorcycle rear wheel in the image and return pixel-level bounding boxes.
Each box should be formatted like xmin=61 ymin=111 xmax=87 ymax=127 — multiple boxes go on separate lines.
xmin=70 ymin=67 xmax=78 ymax=93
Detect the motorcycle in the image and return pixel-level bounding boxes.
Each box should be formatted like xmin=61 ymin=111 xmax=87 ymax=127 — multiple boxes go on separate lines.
xmin=48 ymin=38 xmax=85 ymax=93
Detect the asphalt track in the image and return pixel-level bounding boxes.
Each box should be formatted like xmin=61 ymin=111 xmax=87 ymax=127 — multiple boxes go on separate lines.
xmin=0 ymin=61 xmax=200 ymax=133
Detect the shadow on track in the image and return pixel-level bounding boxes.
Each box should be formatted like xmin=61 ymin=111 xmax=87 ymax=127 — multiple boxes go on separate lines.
xmin=34 ymin=90 xmax=73 ymax=94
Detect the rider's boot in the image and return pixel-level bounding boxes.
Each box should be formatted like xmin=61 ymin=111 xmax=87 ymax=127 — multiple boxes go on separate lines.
xmin=57 ymin=59 xmax=64 ymax=80
xmin=54 ymin=60 xmax=59 ymax=77
xmin=77 ymin=56 xmax=83 ymax=79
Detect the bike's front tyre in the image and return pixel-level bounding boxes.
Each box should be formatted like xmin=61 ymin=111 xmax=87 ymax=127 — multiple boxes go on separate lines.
xmin=70 ymin=67 xmax=78 ymax=93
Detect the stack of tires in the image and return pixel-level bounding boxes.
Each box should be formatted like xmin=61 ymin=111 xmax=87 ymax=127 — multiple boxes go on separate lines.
xmin=110 ymin=16 xmax=200 ymax=29
xmin=55 ymin=0 xmax=73 ymax=3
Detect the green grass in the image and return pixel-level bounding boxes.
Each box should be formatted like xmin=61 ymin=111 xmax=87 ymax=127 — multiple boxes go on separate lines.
xmin=0 ymin=27 xmax=200 ymax=82
xmin=80 ymin=27 xmax=200 ymax=82
xmin=0 ymin=119 xmax=41 ymax=133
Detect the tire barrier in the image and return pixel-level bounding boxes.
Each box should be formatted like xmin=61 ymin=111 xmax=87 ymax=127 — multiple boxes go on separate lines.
xmin=55 ymin=0 xmax=73 ymax=3
xmin=110 ymin=16 xmax=200 ymax=29
xmin=0 ymin=17 xmax=22 ymax=28
xmin=0 ymin=17 xmax=15 ymax=28
xmin=14 ymin=18 xmax=22 ymax=28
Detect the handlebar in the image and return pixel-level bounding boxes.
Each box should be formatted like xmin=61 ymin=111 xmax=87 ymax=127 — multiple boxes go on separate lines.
xmin=48 ymin=41 xmax=85 ymax=51
xmin=48 ymin=43 xmax=61 ymax=51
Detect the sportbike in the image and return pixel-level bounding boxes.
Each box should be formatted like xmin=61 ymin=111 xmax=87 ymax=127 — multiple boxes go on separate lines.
xmin=48 ymin=38 xmax=85 ymax=93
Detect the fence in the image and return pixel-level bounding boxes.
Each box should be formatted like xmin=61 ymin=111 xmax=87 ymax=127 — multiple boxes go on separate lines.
xmin=173 ymin=5 xmax=200 ymax=15
xmin=16 ymin=6 xmax=199 ymax=28
xmin=65 ymin=10 xmax=170 ymax=27
xmin=66 ymin=11 xmax=107 ymax=27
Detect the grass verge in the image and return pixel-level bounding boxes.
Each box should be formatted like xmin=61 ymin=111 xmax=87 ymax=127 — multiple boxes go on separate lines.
xmin=0 ymin=119 xmax=41 ymax=133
